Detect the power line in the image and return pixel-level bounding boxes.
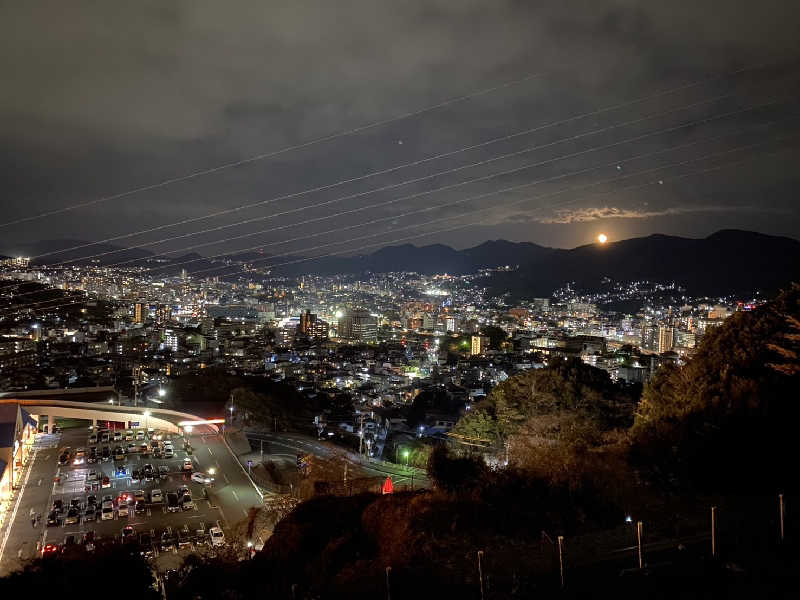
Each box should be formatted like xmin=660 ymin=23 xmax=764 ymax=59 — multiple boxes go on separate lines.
xmin=27 ymin=59 xmax=782 ymax=262
xmin=100 ymin=95 xmax=788 ymax=271
xmin=4 ymin=94 xmax=792 ymax=305
xmin=202 ymin=133 xmax=798 ymax=277
xmin=3 ymin=133 xmax=794 ymax=318
xmin=0 ymin=71 xmax=547 ymax=231
xmin=159 ymin=118 xmax=799 ymax=277
xmin=46 ymin=91 xmax=744 ymax=267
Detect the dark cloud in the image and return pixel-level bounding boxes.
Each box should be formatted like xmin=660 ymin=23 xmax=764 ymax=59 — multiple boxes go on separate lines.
xmin=0 ymin=0 xmax=799 ymax=256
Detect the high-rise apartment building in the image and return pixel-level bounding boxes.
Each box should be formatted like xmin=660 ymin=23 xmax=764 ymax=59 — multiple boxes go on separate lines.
xmin=471 ymin=335 xmax=489 ymax=356
xmin=338 ymin=309 xmax=377 ymax=342
xmin=657 ymin=326 xmax=674 ymax=353
xmin=134 ymin=302 xmax=146 ymax=324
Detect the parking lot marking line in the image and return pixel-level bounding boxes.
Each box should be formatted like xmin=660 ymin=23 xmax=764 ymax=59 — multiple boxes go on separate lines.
xmin=208 ymin=448 xmax=213 ymax=456
xmin=242 ymin=508 xmax=248 ymax=517
xmin=231 ymin=490 xmax=239 ymax=501
xmin=222 ymin=473 xmax=229 ymax=484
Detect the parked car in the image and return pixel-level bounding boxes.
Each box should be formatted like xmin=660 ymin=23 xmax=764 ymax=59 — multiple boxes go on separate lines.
xmin=101 ymin=446 xmax=110 ymax=461
xmin=139 ymin=532 xmax=155 ymax=557
xmin=46 ymin=511 xmax=60 ymax=527
xmin=177 ymin=525 xmax=193 ymax=549
xmin=163 ymin=447 xmax=174 ymax=459
xmin=115 ymin=465 xmax=127 ymax=477
xmin=88 ymin=433 xmax=98 ymax=444
xmin=182 ymin=458 xmax=193 ymax=472
xmin=209 ymin=526 xmax=225 ymax=547
xmin=166 ymin=492 xmax=180 ymax=513
xmin=101 ymin=505 xmax=114 ymax=521
xmin=65 ymin=508 xmax=80 ymax=525
xmin=86 ymin=470 xmax=98 ymax=482
xmin=118 ymin=502 xmax=130 ymax=517
xmin=83 ymin=530 xmax=96 ymax=552
xmin=121 ymin=525 xmax=136 ymax=542
xmin=135 ymin=501 xmax=147 ymax=515
xmin=131 ymin=469 xmax=140 ymax=483
xmin=113 ymin=447 xmax=125 ymax=461
xmin=41 ymin=543 xmax=59 ymax=557
xmin=150 ymin=489 xmax=164 ymax=504
xmin=133 ymin=489 xmax=146 ymax=503
xmin=160 ymin=527 xmax=177 ymax=552
xmin=159 ymin=465 xmax=169 ymax=479
xmin=84 ymin=505 xmax=96 ymax=522
xmin=180 ymin=493 xmax=194 ymax=511
xmin=101 ymin=476 xmax=111 ymax=488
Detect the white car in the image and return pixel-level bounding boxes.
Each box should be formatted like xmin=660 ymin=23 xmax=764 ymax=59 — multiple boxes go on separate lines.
xmin=150 ymin=489 xmax=163 ymax=504
xmin=118 ymin=502 xmax=130 ymax=517
xmin=113 ymin=431 xmax=122 ymax=441
xmin=209 ymin=526 xmax=225 ymax=547
xmin=190 ymin=472 xmax=214 ymax=485
xmin=101 ymin=506 xmax=114 ymax=521
xmin=163 ymin=447 xmax=174 ymax=459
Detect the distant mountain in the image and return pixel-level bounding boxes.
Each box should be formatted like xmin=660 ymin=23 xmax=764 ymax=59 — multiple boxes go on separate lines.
xmin=269 ymin=240 xmax=553 ymax=276
xmin=486 ymin=230 xmax=800 ymax=298
xmin=7 ymin=231 xmax=798 ymax=297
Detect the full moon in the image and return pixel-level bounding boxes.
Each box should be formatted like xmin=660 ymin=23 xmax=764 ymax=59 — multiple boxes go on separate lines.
xmin=597 ymin=233 xmax=608 ymax=244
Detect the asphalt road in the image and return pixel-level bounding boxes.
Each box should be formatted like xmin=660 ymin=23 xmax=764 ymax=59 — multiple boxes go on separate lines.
xmin=186 ymin=428 xmax=265 ymax=526
xmin=245 ymin=430 xmax=431 ymax=489
xmin=0 ymin=425 xmax=264 ymax=576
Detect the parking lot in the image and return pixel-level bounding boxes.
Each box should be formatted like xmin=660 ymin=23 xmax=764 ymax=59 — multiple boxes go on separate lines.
xmin=0 ymin=415 xmax=266 ymax=576
xmin=42 ymin=425 xmax=226 ymax=557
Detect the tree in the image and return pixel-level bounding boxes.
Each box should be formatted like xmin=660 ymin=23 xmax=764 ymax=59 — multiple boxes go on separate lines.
xmin=631 ymin=286 xmax=800 ymax=491
xmin=481 ymin=325 xmax=508 ymax=350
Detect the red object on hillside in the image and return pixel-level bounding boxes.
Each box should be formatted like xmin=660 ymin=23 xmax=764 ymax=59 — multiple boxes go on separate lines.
xmin=382 ymin=477 xmax=394 ymax=494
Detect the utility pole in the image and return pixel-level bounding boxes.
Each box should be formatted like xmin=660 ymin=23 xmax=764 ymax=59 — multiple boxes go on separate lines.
xmin=358 ymin=413 xmax=365 ymax=456
xmin=133 ymin=364 xmax=140 ymax=408
xmin=637 ymin=521 xmax=644 ymax=569
xmin=711 ymin=506 xmax=717 ymax=557
xmin=260 ymin=439 xmax=263 ymax=460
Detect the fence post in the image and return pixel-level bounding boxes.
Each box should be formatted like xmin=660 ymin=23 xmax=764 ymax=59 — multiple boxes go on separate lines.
xmin=477 ymin=550 xmax=485 ymax=600
xmin=711 ymin=506 xmax=717 ymax=557
xmin=637 ymin=521 xmax=644 ymax=569
xmin=779 ymin=493 xmax=785 ymax=542
xmin=557 ymin=535 xmax=565 ymax=589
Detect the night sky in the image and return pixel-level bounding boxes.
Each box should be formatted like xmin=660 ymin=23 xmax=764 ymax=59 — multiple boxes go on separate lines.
xmin=1 ymin=1 xmax=799 ymax=262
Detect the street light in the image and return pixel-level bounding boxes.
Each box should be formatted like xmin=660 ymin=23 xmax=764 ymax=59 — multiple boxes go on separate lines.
xmin=402 ymin=449 xmax=410 ymax=468
xmin=208 ymin=467 xmax=215 ymax=475
xmin=158 ymin=387 xmax=166 ymax=398
xmin=143 ymin=410 xmax=151 ymax=431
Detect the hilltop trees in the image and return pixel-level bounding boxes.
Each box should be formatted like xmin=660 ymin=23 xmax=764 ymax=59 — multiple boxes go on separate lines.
xmin=631 ymin=285 xmax=800 ymax=491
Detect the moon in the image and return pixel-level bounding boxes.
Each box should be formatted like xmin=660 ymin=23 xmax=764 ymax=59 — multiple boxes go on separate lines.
xmin=597 ymin=233 xmax=608 ymax=244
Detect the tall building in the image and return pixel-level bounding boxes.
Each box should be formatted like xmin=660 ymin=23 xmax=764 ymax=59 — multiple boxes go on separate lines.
xmin=164 ymin=329 xmax=179 ymax=352
xmin=338 ymin=309 xmax=377 ymax=342
xmin=156 ymin=304 xmax=172 ymax=324
xmin=657 ymin=326 xmax=674 ymax=353
xmin=641 ymin=325 xmax=658 ymax=351
xmin=300 ymin=311 xmax=316 ymax=336
xmin=470 ymin=335 xmax=489 ymax=356
xmin=133 ymin=302 xmax=146 ymax=324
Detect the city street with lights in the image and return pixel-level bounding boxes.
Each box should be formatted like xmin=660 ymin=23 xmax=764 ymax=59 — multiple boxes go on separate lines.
xmin=244 ymin=430 xmax=430 ymax=489
xmin=0 ymin=420 xmax=264 ymax=576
